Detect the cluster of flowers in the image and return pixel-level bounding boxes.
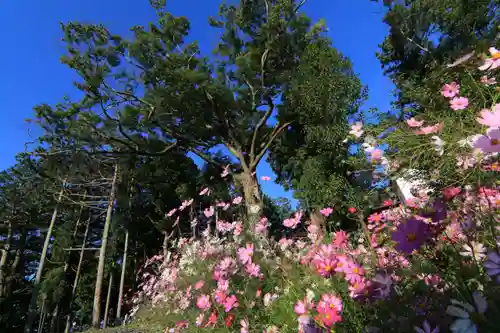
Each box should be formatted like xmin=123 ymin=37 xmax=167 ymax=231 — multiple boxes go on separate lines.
xmin=124 ymin=48 xmax=500 ymax=333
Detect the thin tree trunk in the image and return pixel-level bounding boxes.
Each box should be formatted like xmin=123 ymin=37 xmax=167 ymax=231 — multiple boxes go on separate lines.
xmin=5 ymin=227 xmax=27 ymax=299
xmin=116 ymin=230 xmax=128 ymax=320
xmin=103 ymin=272 xmax=113 ymax=328
xmin=64 ymin=217 xmax=91 ymax=333
xmin=163 ymin=231 xmax=168 ymax=266
xmin=25 ymin=184 xmax=65 ymax=333
xmin=38 ymin=296 xmax=46 ymax=333
xmin=92 ymin=164 xmax=119 ymax=328
xmin=0 ymin=221 xmax=13 ymax=299
xmin=49 ymin=304 xmax=59 ymax=333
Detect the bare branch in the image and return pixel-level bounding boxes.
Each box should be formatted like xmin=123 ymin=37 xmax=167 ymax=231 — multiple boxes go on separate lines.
xmin=251 ymin=121 xmax=292 ymax=169
xmin=295 ymin=0 xmax=308 ymax=12
xmin=250 ymin=97 xmax=274 ymax=160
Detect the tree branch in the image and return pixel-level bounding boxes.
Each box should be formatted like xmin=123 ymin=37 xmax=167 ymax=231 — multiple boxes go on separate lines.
xmin=251 ymin=121 xmax=292 ymax=169
xmin=250 ymin=96 xmax=274 ymax=161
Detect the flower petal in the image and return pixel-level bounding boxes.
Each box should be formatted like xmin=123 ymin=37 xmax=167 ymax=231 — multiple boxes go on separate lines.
xmin=472 ymin=291 xmax=487 ymax=313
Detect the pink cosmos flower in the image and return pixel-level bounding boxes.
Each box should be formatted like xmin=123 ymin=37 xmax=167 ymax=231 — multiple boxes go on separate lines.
xmin=473 ymin=127 xmax=500 ymax=153
xmin=279 ymin=237 xmax=294 ymax=251
xmin=179 ymin=198 xmax=193 ymax=210
xmin=344 ymin=263 xmax=365 ymax=283
xmin=478 ymin=47 xmax=500 ymax=71
xmin=294 ymin=300 xmax=307 ymax=315
xmin=312 ymin=244 xmax=338 ymax=277
xmin=260 ymin=175 xmax=271 ymax=181
xmin=368 ymin=212 xmax=385 ymax=225
xmin=481 ymin=75 xmax=497 ymax=85
xmin=199 ymin=187 xmax=210 ymax=196
xmin=237 ymin=243 xmax=254 ymax=264
xmin=245 ymin=262 xmax=261 ymax=277
xmin=348 ymin=279 xmax=370 ymax=299
xmin=318 ymin=293 xmax=343 ymax=313
xmin=407 ymin=117 xmax=424 ymax=127
xmin=320 ymin=207 xmax=334 ymax=217
xmin=315 ymin=294 xmax=343 ymax=328
xmin=205 ymin=311 xmax=217 ymax=327
xmin=196 ymin=294 xmax=211 ymax=310
xmin=223 ymin=295 xmax=239 ymax=312
xmin=217 ymin=279 xmax=229 ymax=291
xmin=204 ymin=206 xmax=214 ymax=218
xmin=332 ymin=230 xmax=348 ymax=248
xmin=450 ymin=96 xmax=469 ymax=110
xmin=196 ymin=313 xmax=205 ymax=327
xmin=221 ymin=165 xmax=230 ymax=178
xmin=232 ymin=196 xmax=243 ymax=205
xmin=442 ymin=186 xmax=461 ymax=200
xmin=255 ymin=217 xmax=269 ymax=234
xmin=232 ymin=221 xmax=243 ymax=236
xmin=283 ymin=217 xmax=299 ymax=228
xmin=240 ymin=319 xmax=249 ymax=333
xmin=441 ymin=82 xmax=460 ymax=98
xmin=166 ymin=208 xmax=177 ymax=217
xmin=415 ymin=122 xmax=442 ymax=135
xmin=215 ymin=290 xmax=227 ymax=305
xmin=477 ymin=104 xmax=500 ymax=127
xmin=370 ymin=149 xmax=384 ymax=161
xmin=194 ymin=280 xmax=205 ymax=290
xmin=348 ymin=207 xmax=357 ymax=214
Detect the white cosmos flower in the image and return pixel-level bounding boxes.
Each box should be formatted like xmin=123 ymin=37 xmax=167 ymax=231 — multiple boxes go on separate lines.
xmin=447 ymin=291 xmax=487 ymax=333
xmin=349 ymin=121 xmax=364 ymax=138
xmin=431 ymin=136 xmax=445 ymax=156
xmin=460 ymin=241 xmax=487 ymax=261
xmin=458 ymin=135 xmax=482 ymax=148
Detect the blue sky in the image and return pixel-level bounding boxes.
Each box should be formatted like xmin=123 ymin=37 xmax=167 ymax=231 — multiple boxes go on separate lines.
xmin=0 ymin=0 xmax=393 ymax=202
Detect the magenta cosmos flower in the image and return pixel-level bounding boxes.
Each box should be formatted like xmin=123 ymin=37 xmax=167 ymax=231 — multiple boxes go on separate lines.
xmin=391 ymin=218 xmax=430 ymax=254
xmin=473 ymin=127 xmax=500 ymax=153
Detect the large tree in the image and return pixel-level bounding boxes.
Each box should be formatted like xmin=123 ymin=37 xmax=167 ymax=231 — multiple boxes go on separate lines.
xmin=51 ymin=0 xmax=362 ymax=228
xmin=269 ymin=39 xmax=365 ymax=212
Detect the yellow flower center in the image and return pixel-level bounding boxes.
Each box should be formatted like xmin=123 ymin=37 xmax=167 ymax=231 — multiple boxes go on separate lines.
xmin=493 ymin=52 xmax=500 ymax=60
xmin=491 ymin=138 xmax=499 ymax=145
xmin=353 ymin=267 xmax=359 ymax=274
xmin=325 ymin=265 xmax=332 ymax=272
xmin=407 ymin=233 xmax=417 ymax=242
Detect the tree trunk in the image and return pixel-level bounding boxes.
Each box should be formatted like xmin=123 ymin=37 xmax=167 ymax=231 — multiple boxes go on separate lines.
xmin=103 ymin=272 xmax=114 ymax=328
xmin=92 ymin=164 xmax=119 ymax=328
xmin=235 ymin=170 xmax=262 ymax=227
xmin=25 ymin=184 xmax=65 ymax=333
xmin=5 ymin=227 xmax=27 ymax=299
xmin=116 ymin=230 xmax=128 ymax=320
xmin=38 ymin=297 xmax=46 ymax=333
xmin=64 ymin=217 xmax=91 ymax=333
xmin=49 ymin=304 xmax=59 ymax=333
xmin=0 ymin=221 xmax=13 ymax=299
